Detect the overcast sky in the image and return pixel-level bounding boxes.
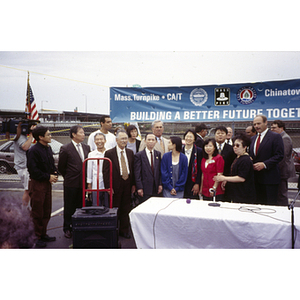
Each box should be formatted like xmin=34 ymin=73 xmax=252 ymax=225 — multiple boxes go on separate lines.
xmin=1 ymin=3 xmax=300 ymax=117
xmin=1 ymin=51 xmax=300 ymax=115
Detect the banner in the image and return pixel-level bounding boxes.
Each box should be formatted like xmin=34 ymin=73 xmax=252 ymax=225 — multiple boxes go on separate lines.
xmin=110 ymin=78 xmax=300 ymax=123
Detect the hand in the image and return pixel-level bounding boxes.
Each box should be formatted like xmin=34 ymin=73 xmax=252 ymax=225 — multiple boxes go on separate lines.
xmin=49 ymin=174 xmax=58 ymax=184
xmin=137 ymin=189 xmax=144 ymax=197
xmin=131 ymin=185 xmax=136 ymax=194
xmin=158 ymin=185 xmax=163 ymax=194
xmin=221 ymin=181 xmax=226 ymax=191
xmin=192 ymin=184 xmax=200 ymax=195
xmin=253 ymin=162 xmax=265 ymax=171
xmin=213 ymin=174 xmax=225 ymax=182
xmin=170 ymin=188 xmax=177 ymax=196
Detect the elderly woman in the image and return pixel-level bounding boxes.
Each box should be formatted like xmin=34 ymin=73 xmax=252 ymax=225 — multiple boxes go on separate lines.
xmin=161 ymin=136 xmax=188 ymax=198
xmin=213 ymin=133 xmax=256 ymax=204
xmin=200 ymin=138 xmax=224 ymax=201
xmin=126 ymin=124 xmax=140 ymax=154
xmin=182 ymin=129 xmax=203 ymax=199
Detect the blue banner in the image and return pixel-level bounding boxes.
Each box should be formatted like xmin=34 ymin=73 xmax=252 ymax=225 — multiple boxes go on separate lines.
xmin=110 ymin=78 xmax=300 ymax=122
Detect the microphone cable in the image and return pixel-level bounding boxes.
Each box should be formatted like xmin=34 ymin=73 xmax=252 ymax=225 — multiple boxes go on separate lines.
xmin=152 ymin=198 xmax=181 ymax=249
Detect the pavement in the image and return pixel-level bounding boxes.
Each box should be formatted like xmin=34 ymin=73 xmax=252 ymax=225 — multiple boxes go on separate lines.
xmin=1 ymin=175 xmax=300 ymax=249
xmin=0 ymin=177 xmax=137 ymax=249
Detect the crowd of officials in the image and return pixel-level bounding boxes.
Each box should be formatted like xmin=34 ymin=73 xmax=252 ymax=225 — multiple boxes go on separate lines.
xmin=1 ymin=114 xmax=298 ymax=248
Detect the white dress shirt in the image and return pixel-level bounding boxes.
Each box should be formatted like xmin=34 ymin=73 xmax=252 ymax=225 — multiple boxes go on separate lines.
xmin=72 ymin=140 xmax=84 ymax=161
xmin=87 ymin=149 xmax=106 ymax=189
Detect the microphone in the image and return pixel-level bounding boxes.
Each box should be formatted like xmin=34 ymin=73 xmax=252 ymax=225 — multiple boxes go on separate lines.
xmin=208 ymin=188 xmax=220 ymax=207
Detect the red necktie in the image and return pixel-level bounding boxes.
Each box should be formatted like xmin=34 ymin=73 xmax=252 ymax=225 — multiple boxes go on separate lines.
xmin=255 ymin=134 xmax=261 ymax=155
xmin=150 ymin=151 xmax=154 ymax=174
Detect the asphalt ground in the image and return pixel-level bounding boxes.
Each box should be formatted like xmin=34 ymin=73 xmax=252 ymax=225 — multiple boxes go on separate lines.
xmin=0 ymin=178 xmax=137 ymax=249
xmin=1 ymin=175 xmax=299 ymax=249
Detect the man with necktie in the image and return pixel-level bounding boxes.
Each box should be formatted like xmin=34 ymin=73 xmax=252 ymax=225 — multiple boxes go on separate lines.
xmin=58 ymin=125 xmax=90 ymax=238
xmin=134 ymin=133 xmax=163 ymax=204
xmin=249 ymin=115 xmax=284 ymax=205
xmin=138 ymin=120 xmax=169 ymax=156
xmin=103 ymin=130 xmax=136 ymax=239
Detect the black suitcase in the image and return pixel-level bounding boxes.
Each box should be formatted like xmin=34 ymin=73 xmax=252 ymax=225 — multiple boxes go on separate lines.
xmin=72 ymin=207 xmax=118 ymax=248
xmin=72 ymin=157 xmax=118 ymax=249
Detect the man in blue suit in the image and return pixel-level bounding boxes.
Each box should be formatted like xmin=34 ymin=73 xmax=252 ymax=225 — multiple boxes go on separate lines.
xmin=134 ymin=133 xmax=162 ymax=204
xmin=249 ymin=115 xmax=284 ymax=205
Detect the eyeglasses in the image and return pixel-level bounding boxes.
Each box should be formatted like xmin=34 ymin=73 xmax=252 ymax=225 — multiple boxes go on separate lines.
xmin=233 ymin=144 xmax=242 ymax=148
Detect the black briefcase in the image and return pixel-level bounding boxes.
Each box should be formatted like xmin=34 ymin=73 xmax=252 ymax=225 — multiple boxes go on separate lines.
xmin=72 ymin=207 xmax=118 ymax=249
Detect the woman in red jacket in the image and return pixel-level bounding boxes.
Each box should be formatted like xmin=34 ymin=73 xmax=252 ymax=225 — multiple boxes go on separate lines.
xmin=200 ymin=138 xmax=224 ymax=201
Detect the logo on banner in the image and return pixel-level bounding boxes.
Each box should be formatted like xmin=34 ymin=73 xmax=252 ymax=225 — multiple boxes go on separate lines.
xmin=190 ymin=88 xmax=208 ymax=106
xmin=237 ymin=87 xmax=257 ymax=105
xmin=215 ymin=88 xmax=230 ymax=106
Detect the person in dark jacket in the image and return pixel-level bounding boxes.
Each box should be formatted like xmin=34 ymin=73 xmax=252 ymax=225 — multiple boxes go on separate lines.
xmin=58 ymin=125 xmax=90 ymax=239
xmin=182 ymin=129 xmax=202 ymax=199
xmin=214 ymin=133 xmax=256 ymax=204
xmin=27 ymin=126 xmax=58 ymax=248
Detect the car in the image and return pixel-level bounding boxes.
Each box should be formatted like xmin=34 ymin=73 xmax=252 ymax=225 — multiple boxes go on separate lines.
xmin=292 ymin=148 xmax=300 ymax=174
xmin=0 ymin=138 xmax=62 ymax=174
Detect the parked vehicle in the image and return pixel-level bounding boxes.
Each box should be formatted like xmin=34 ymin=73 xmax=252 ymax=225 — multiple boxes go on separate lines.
xmin=0 ymin=139 xmax=62 ymax=174
xmin=292 ymin=148 xmax=300 ymax=174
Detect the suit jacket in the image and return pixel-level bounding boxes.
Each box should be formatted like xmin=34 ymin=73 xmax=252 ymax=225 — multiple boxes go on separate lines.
xmin=134 ymin=148 xmax=162 ymax=195
xmin=103 ymin=147 xmax=135 ymax=191
xmin=58 ymin=142 xmax=90 ymax=188
xmin=219 ymin=143 xmax=236 ymax=176
xmin=139 ymin=136 xmax=169 ymax=155
xmin=249 ymin=129 xmax=284 ymax=184
xmin=195 ymin=134 xmax=204 ymax=149
xmin=182 ymin=145 xmax=202 ymax=196
xmin=279 ymin=131 xmax=296 ymax=179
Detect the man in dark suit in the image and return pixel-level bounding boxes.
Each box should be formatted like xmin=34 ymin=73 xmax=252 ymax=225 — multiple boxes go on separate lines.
xmin=214 ymin=126 xmax=236 ymax=176
xmin=103 ymin=130 xmax=136 ymax=239
xmin=271 ymin=120 xmax=296 ymax=206
xmin=195 ymin=123 xmax=208 ymax=149
xmin=58 ymin=125 xmax=90 ymax=238
xmin=214 ymin=126 xmax=236 ymax=202
xmin=134 ymin=133 xmax=162 ymax=204
xmin=138 ymin=120 xmax=169 ymax=156
xmin=249 ymin=115 xmax=284 ymax=206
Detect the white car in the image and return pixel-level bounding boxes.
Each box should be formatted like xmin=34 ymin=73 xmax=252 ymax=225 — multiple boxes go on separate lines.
xmin=0 ymin=139 xmax=62 ymax=174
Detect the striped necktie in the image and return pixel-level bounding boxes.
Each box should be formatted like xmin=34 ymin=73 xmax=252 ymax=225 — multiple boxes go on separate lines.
xmin=120 ymin=150 xmax=129 ymax=180
xmin=76 ymin=144 xmax=84 ymax=161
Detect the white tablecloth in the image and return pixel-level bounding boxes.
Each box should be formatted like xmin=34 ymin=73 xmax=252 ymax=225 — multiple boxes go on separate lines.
xmin=129 ymin=197 xmax=300 ymax=249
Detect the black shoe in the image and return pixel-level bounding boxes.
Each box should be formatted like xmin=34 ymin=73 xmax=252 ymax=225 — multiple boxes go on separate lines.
xmin=64 ymin=230 xmax=72 ymax=239
xmin=41 ymin=235 xmax=56 ymax=242
xmin=119 ymin=232 xmax=131 ymax=239
xmin=35 ymin=239 xmax=47 ymax=248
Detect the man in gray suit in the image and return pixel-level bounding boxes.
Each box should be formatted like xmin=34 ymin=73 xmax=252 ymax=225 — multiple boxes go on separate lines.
xmin=58 ymin=125 xmax=91 ymax=238
xmin=271 ymin=120 xmax=296 ymax=206
xmin=139 ymin=120 xmax=169 ymax=156
xmin=134 ymin=133 xmax=163 ymax=204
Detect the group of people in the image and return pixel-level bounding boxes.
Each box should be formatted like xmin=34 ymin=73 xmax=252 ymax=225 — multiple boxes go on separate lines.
xmin=11 ymin=114 xmax=297 ymax=248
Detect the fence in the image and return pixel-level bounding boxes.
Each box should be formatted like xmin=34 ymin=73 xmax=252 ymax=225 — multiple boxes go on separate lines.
xmin=1 ymin=120 xmax=299 ymax=189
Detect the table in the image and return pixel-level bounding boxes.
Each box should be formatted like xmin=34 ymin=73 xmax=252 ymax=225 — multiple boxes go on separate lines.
xmin=129 ymin=197 xmax=300 ymax=249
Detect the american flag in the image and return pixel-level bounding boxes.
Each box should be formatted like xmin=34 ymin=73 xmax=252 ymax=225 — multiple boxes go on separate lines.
xmin=25 ymin=73 xmax=39 ymax=120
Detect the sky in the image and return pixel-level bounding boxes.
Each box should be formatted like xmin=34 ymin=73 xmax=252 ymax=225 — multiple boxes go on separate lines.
xmin=1 ymin=51 xmax=300 ymax=116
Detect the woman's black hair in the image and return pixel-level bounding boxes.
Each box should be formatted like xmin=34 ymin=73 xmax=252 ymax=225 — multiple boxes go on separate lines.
xmin=202 ymin=138 xmax=218 ymax=159
xmin=170 ymin=136 xmax=182 ymax=152
xmin=126 ymin=124 xmax=138 ymax=138
xmin=232 ymin=132 xmax=251 ymax=148
xmin=183 ymin=129 xmax=197 ymax=142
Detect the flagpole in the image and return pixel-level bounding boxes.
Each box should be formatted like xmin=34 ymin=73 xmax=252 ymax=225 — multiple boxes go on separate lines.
xmin=26 ymin=71 xmax=30 ymax=119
